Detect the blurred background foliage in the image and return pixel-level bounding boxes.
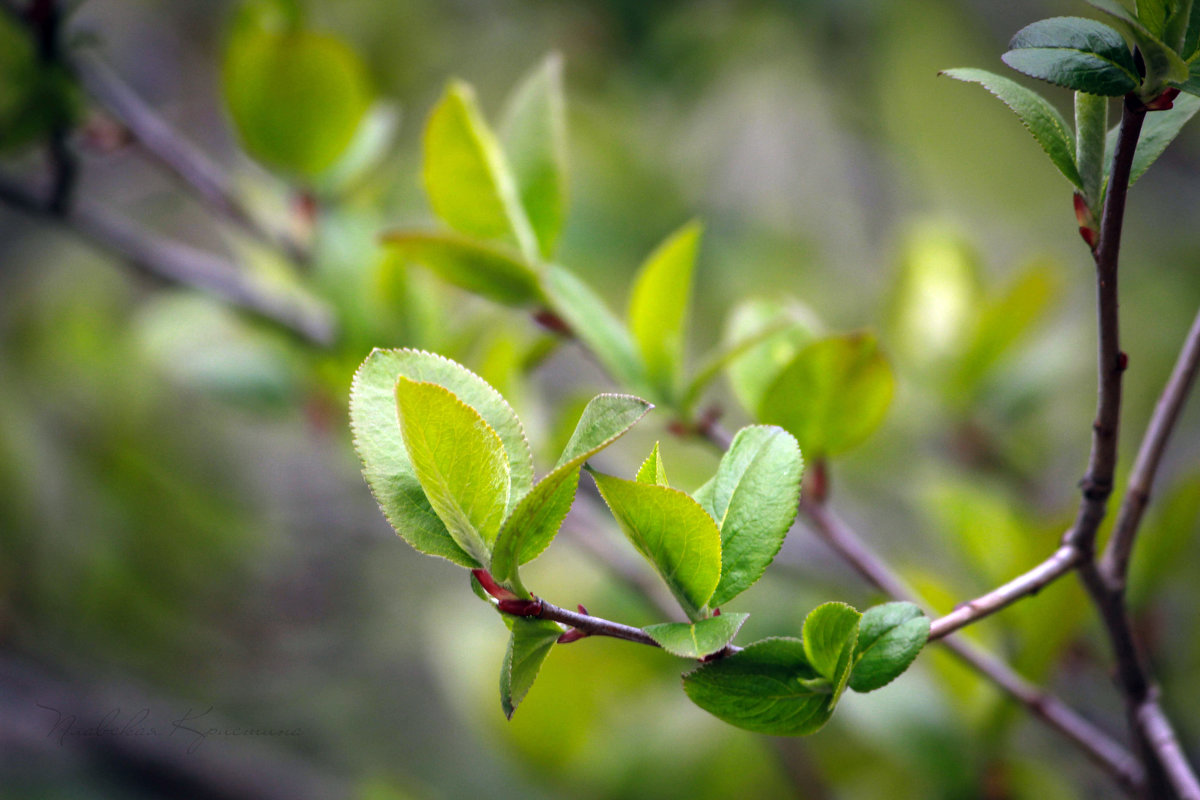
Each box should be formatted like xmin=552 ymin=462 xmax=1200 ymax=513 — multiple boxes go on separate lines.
xmin=1 ymin=0 xmax=1199 ymax=798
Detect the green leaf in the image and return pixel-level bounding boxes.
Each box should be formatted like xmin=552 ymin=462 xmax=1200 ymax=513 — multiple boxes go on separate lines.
xmin=223 ymin=27 xmax=371 ymax=177
xmin=849 ymin=602 xmax=931 ymax=693
xmin=722 ymin=299 xmax=818 ymax=419
xmin=591 ymin=472 xmax=721 ymax=620
xmin=0 ymin=16 xmax=80 ymax=155
xmin=394 ymin=377 xmax=511 ymax=565
xmin=682 ymin=314 xmax=809 ymax=416
xmin=542 ymin=265 xmax=647 ymax=392
xmin=1001 ymin=17 xmax=1140 ymax=97
xmin=940 ymin=68 xmax=1083 ymax=188
xmin=423 ymin=80 xmax=538 ymax=259
xmin=706 ymin=426 xmax=803 ymax=608
xmin=644 ymin=613 xmax=749 ymax=658
xmin=1075 ymin=91 xmax=1109 ymax=209
xmin=500 ymin=53 xmax=568 ymax=259
xmin=801 ymin=602 xmax=861 ymax=704
xmin=1085 ymin=1 xmax=1191 ymax=92
xmin=1139 ymin=0 xmax=1171 ymax=37
xmin=628 ymin=221 xmax=703 ymax=403
xmin=1104 ymin=93 xmax=1200 ymax=186
xmin=380 ymin=230 xmax=543 ymax=307
xmin=635 ymin=442 xmax=669 ymax=486
xmin=682 ymin=638 xmax=836 ymax=736
xmin=350 ymin=349 xmax=533 ymax=567
xmin=490 ymin=394 xmax=651 ymax=592
xmin=1183 ymin=1 xmax=1200 ymax=58
xmin=500 ymin=617 xmax=562 ymax=718
xmin=758 ymin=333 xmax=895 ymax=459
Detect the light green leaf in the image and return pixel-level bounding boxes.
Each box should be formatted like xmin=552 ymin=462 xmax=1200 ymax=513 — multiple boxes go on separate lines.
xmin=758 ymin=333 xmax=895 ymax=459
xmin=940 ymin=68 xmax=1083 ymax=187
xmin=591 ymin=472 xmax=721 ymax=620
xmin=801 ymin=602 xmax=861 ymax=705
xmin=500 ymin=617 xmax=562 ymax=718
xmin=380 ymin=230 xmax=543 ymax=307
xmin=644 ymin=613 xmax=749 ymax=658
xmin=722 ymin=299 xmax=818 ymax=419
xmin=350 ymin=349 xmax=533 ymax=567
xmin=706 ymin=426 xmax=804 ymax=608
xmin=628 ymin=221 xmax=703 ymax=403
xmin=1000 ymin=17 xmax=1139 ymax=97
xmin=1139 ymin=0 xmax=1170 ymax=37
xmin=682 ymin=638 xmax=835 ymax=736
xmin=849 ymin=602 xmax=931 ymax=693
xmin=395 ymin=377 xmax=511 ymax=565
xmin=223 ymin=27 xmax=371 ymax=177
xmin=542 ymin=265 xmax=647 ymax=392
xmin=423 ymin=81 xmax=538 ymax=259
xmin=1104 ymin=93 xmax=1200 ymax=186
xmin=1075 ymin=91 xmax=1109 ymax=209
xmin=635 ymin=442 xmax=669 ymax=486
xmin=490 ymin=394 xmax=652 ymax=592
xmin=500 ymin=53 xmax=568 ymax=259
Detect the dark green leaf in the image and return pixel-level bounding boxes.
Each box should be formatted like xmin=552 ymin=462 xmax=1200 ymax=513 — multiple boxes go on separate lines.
xmin=1001 ymin=17 xmax=1139 ymax=97
xmin=682 ymin=638 xmax=836 ymax=736
xmin=500 ymin=617 xmax=562 ymax=718
xmin=758 ymin=332 xmax=895 ymax=459
xmin=940 ymin=68 xmax=1083 ymax=187
xmin=849 ymin=602 xmax=931 ymax=693
xmin=801 ymin=602 xmax=861 ymax=704
xmin=591 ymin=472 xmax=721 ymax=620
xmin=1104 ymin=93 xmax=1200 ymax=185
xmin=500 ymin=53 xmax=568 ymax=259
xmin=1084 ymin=1 xmax=1191 ymax=92
xmin=394 ymin=377 xmax=511 ymax=565
xmin=350 ymin=349 xmax=533 ymax=567
xmin=423 ymin=81 xmax=538 ymax=259
xmin=490 ymin=394 xmax=651 ymax=592
xmin=628 ymin=221 xmax=703 ymax=403
xmin=380 ymin=230 xmax=543 ymax=307
xmin=707 ymin=426 xmax=803 ymax=607
xmin=644 ymin=613 xmax=749 ymax=658
xmin=542 ymin=265 xmax=648 ymax=393
xmin=635 ymin=442 xmax=669 ymax=486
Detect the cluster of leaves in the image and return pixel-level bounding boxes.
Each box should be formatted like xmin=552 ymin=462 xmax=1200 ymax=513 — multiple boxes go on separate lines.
xmin=349 ymin=348 xmax=929 ymax=728
xmin=943 ymin=1 xmax=1200 ymax=238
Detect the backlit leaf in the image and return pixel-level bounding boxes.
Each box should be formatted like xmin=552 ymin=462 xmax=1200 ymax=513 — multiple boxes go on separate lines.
xmin=644 ymin=613 xmax=749 ymax=659
xmin=801 ymin=602 xmax=861 ymax=703
xmin=635 ymin=442 xmax=669 ymax=486
xmin=381 ymin=230 xmax=543 ymax=307
xmin=500 ymin=617 xmax=562 ymax=718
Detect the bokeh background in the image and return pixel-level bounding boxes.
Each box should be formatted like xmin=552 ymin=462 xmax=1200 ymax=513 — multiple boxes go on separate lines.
xmin=2 ymin=1 xmax=1199 ymax=798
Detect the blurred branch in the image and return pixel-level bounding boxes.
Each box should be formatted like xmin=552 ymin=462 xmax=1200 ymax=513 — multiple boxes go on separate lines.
xmin=1101 ymin=305 xmax=1200 ymax=587
xmin=0 ymin=173 xmax=335 ymax=344
xmin=71 ymin=48 xmax=310 ymax=264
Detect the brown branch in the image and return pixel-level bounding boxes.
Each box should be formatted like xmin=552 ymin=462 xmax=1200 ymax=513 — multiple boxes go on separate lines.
xmin=527 ymin=598 xmax=664 ymax=648
xmin=1101 ymin=304 xmax=1200 ymax=588
xmin=0 ymin=173 xmax=335 ymax=344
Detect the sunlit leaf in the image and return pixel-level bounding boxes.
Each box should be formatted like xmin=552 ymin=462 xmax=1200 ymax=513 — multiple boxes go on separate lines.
xmin=635 ymin=442 xmax=669 ymax=486
xmin=801 ymin=602 xmax=861 ymax=703
xmin=644 ymin=613 xmax=749 ymax=659
xmin=722 ymin=299 xmax=818 ymax=418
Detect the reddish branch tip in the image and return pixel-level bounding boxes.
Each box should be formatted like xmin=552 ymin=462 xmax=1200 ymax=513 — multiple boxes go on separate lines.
xmin=556 ymin=628 xmax=588 ymax=644
xmin=1144 ymin=87 xmax=1180 ymax=112
xmin=471 ymin=569 xmax=520 ymax=602
xmin=533 ymin=309 xmax=572 ymax=336
xmin=1118 ymin=351 xmax=1129 ymax=372
xmin=497 ymin=598 xmax=544 ymax=616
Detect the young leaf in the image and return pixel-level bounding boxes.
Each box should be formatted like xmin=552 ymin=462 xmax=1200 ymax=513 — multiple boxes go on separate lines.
xmin=627 ymin=221 xmax=703 ymax=404
xmin=706 ymin=426 xmax=803 ymax=608
xmin=1084 ymin=0 xmax=1191 ymax=92
xmin=542 ymin=265 xmax=647 ymax=393
xmin=591 ymin=472 xmax=721 ymax=620
xmin=849 ymin=602 xmax=931 ymax=693
xmin=722 ymin=299 xmax=817 ymax=419
xmin=635 ymin=442 xmax=669 ymax=486
xmin=1103 ymin=93 xmax=1200 ymax=187
xmin=489 ymin=394 xmax=652 ymax=592
xmin=801 ymin=602 xmax=861 ymax=704
xmin=395 ymin=377 xmax=511 ymax=564
xmin=500 ymin=617 xmax=563 ymax=718
xmin=644 ymin=613 xmax=749 ymax=659
xmin=380 ymin=231 xmax=543 ymax=307
xmin=682 ymin=638 xmax=836 ymax=736
xmin=1001 ymin=17 xmax=1140 ymax=97
xmin=758 ymin=333 xmax=895 ymax=459
xmin=223 ymin=27 xmax=372 ymax=177
xmin=350 ymin=349 xmax=534 ymax=566
xmin=500 ymin=53 xmax=568 ymax=259
xmin=1075 ymin=91 xmax=1109 ymax=210
xmin=423 ymin=81 xmax=538 ymax=259
xmin=940 ymin=68 xmax=1083 ymax=188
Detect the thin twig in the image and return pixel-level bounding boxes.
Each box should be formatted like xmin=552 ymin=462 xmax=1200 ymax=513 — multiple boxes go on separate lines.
xmin=531 ymin=598 xmax=663 ymax=647
xmin=1101 ymin=305 xmax=1200 ymax=588
xmin=1138 ymin=692 xmax=1200 ymax=800
xmin=71 ymin=49 xmax=309 ymax=263
xmin=0 ymin=173 xmax=335 ymax=344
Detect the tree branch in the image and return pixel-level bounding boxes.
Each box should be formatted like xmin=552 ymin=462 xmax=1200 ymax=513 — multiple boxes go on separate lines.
xmin=70 ymin=49 xmax=309 ymax=263
xmin=1101 ymin=304 xmax=1200 ymax=588
xmin=0 ymin=173 xmax=335 ymax=344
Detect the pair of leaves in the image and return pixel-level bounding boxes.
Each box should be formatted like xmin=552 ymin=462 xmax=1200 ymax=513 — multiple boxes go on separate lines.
xmin=683 ymin=602 xmax=929 ymax=736
xmin=382 ymin=55 xmax=568 ymax=306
